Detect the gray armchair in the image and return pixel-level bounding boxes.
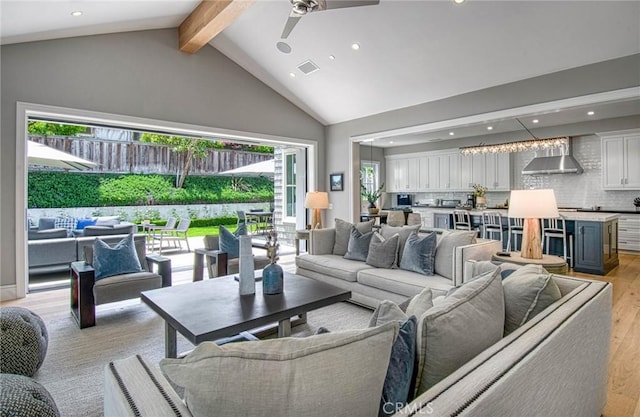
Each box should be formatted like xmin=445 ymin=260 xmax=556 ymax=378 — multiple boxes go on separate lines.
xmin=70 ymin=234 xmax=171 ymax=328
xmin=202 ymin=235 xmax=270 ymax=279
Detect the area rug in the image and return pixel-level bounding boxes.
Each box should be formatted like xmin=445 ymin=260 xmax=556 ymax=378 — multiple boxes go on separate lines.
xmin=33 ymin=300 xmax=372 ymax=416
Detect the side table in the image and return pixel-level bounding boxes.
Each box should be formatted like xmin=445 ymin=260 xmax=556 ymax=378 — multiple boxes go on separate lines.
xmin=491 ymin=251 xmax=568 ymax=274
xmin=295 ymin=229 xmax=310 ymax=255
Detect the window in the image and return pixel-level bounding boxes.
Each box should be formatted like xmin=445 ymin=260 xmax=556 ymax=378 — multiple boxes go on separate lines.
xmin=360 ymin=160 xmax=379 ymax=198
xmin=285 ymin=152 xmax=297 ymax=218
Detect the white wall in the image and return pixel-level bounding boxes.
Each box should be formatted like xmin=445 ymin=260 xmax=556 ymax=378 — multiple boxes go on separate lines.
xmin=0 ymin=29 xmax=325 ymax=289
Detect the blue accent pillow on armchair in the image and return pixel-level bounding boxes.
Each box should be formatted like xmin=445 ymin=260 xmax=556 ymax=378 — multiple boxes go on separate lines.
xmin=219 ymin=224 xmax=247 ymax=259
xmin=93 ymin=234 xmax=143 ymax=281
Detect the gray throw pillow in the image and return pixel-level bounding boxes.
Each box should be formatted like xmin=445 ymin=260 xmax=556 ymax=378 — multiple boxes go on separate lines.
xmin=366 ymin=232 xmax=399 ymax=268
xmin=399 ymin=232 xmax=437 ymax=276
xmin=502 ymin=264 xmax=562 ymax=335
xmin=380 ymin=224 xmax=421 ymax=266
xmin=38 ymin=218 xmax=56 ymax=230
xmin=415 ymin=268 xmax=504 ymax=395
xmin=434 ymin=230 xmax=477 ymax=280
xmin=344 ymin=226 xmax=374 ymax=262
xmin=333 ymin=218 xmax=374 ymax=256
xmin=160 ymin=322 xmax=399 ymax=417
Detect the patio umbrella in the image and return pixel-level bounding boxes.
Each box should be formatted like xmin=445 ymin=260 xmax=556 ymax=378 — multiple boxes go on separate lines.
xmin=217 ymin=159 xmax=274 ymax=178
xmin=27 ymin=141 xmax=97 ymax=170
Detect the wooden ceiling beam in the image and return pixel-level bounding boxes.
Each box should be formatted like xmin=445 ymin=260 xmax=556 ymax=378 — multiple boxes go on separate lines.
xmin=179 ymin=0 xmax=255 ymax=54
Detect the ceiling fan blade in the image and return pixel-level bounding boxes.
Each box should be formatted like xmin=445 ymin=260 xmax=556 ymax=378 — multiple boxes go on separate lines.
xmin=321 ymin=0 xmax=380 ymax=11
xmin=281 ymin=14 xmax=302 ymax=39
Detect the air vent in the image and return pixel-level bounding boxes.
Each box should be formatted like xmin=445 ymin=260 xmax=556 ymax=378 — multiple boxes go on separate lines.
xmin=297 ymin=60 xmax=319 ymax=75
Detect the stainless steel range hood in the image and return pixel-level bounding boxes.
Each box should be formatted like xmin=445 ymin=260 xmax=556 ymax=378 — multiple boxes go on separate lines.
xmin=522 ymin=137 xmax=583 ymax=175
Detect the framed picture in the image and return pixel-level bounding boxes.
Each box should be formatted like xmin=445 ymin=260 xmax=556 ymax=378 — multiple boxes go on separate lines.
xmin=330 ymin=173 xmax=344 ymax=191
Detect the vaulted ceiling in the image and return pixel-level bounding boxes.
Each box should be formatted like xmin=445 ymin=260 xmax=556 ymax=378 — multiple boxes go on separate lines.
xmin=2 ymin=0 xmax=639 ymax=142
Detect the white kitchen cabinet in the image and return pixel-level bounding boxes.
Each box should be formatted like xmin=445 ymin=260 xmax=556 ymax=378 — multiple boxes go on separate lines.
xmin=418 ymin=157 xmax=430 ymax=189
xmin=460 ymin=154 xmax=486 ymax=189
xmin=602 ymin=134 xmax=640 ymax=190
xmin=407 ymin=157 xmax=420 ymax=191
xmin=434 ymin=152 xmax=460 ymax=190
xmin=618 ymin=215 xmax=640 ymax=252
xmin=386 ymin=159 xmax=404 ymax=192
xmin=485 ymin=153 xmax=510 ymax=191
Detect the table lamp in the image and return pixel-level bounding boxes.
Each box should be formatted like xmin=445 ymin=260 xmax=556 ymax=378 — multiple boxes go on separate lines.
xmin=304 ymin=191 xmax=329 ymax=229
xmin=508 ymin=189 xmax=559 ymax=259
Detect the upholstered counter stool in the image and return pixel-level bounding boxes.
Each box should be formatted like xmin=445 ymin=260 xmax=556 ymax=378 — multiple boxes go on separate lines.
xmin=0 ymin=307 xmax=48 ymax=377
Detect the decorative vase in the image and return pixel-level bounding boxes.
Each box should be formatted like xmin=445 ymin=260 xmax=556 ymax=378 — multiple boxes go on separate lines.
xmin=476 ymin=196 xmax=487 ymax=209
xmin=262 ymin=262 xmax=284 ymax=295
xmin=238 ymin=235 xmax=255 ymax=296
xmin=368 ymin=202 xmax=379 ymax=215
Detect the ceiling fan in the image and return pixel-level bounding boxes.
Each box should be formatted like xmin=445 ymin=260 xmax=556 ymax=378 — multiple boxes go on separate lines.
xmin=281 ymin=0 xmax=380 ymax=39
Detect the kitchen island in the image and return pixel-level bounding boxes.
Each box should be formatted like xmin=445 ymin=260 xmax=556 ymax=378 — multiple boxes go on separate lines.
xmin=412 ymin=207 xmax=620 ymax=275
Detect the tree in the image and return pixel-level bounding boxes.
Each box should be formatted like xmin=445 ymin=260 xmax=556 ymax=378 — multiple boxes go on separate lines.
xmin=28 ymin=121 xmax=87 ymax=136
xmin=139 ymin=133 xmax=216 ymax=188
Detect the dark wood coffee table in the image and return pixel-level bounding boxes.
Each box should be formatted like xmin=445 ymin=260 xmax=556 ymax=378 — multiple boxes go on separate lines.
xmin=141 ymin=272 xmax=351 ymax=358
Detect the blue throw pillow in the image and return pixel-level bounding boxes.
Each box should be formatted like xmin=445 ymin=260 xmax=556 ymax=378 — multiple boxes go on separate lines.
xmin=380 ymin=316 xmax=418 ymax=416
xmin=219 ymin=224 xmax=247 ymax=259
xmin=344 ymin=226 xmax=374 ymax=262
xmin=399 ymin=232 xmax=437 ymax=276
xmin=76 ymin=218 xmax=98 ymax=230
xmin=93 ymin=234 xmax=142 ymax=281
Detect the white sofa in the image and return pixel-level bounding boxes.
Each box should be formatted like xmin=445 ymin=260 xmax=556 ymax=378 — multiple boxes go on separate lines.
xmin=102 ymin=272 xmax=611 ymax=417
xmin=295 ymin=227 xmax=502 ymax=308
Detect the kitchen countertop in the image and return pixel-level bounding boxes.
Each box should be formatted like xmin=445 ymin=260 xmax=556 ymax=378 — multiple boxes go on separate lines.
xmin=414 ymin=207 xmax=621 ymax=222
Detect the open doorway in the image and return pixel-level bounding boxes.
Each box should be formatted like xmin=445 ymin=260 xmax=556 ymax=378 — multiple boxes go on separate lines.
xmin=16 ymin=102 xmax=317 ymax=297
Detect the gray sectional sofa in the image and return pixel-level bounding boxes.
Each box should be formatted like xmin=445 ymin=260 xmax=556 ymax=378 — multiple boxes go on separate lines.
xmin=28 ymin=233 xmax=142 ymax=275
xmin=295 ymin=224 xmax=501 ymax=308
xmin=102 ymin=271 xmax=612 ymax=417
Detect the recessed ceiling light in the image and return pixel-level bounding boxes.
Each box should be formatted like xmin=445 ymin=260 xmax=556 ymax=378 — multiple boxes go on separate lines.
xmin=329 ymin=55 xmax=335 ymax=60
xmin=449 ymin=132 xmax=455 ymax=136
xmin=289 ymin=72 xmax=296 ymax=78
xmin=389 ymin=141 xmax=394 ymax=144
xmin=587 ymin=111 xmax=595 ymax=116
xmin=487 ymin=126 xmax=493 ymax=131
xmin=532 ymin=119 xmax=539 ymax=124
xmin=351 ymin=43 xmax=360 ymax=50
xmin=453 ymin=0 xmax=465 ymax=4
xmin=71 ymin=11 xmax=83 ymax=17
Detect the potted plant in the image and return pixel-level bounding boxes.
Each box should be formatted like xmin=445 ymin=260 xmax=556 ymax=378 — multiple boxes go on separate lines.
xmin=473 ymin=184 xmax=488 ymax=209
xmin=361 ymin=181 xmax=385 ymax=214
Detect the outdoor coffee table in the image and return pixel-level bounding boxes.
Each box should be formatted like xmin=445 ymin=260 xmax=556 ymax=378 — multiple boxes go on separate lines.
xmin=141 ymin=272 xmax=351 ymax=358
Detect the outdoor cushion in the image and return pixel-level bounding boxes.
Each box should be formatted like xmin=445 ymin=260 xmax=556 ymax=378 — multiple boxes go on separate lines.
xmin=76 ymin=218 xmax=98 ymax=230
xmin=54 ymin=216 xmax=77 ymax=231
xmin=160 ymin=322 xmax=398 ymax=417
xmin=95 ymin=216 xmax=120 ymax=226
xmin=28 ymin=228 xmax=68 ymax=240
xmin=93 ymin=234 xmax=143 ymax=280
xmin=38 ymin=218 xmax=56 ymax=230
xmin=93 ymin=271 xmax=162 ymax=305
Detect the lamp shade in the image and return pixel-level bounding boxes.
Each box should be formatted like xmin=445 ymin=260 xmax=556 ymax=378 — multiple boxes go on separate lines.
xmin=508 ymin=189 xmax=559 ymax=219
xmin=304 ymin=191 xmax=330 ymax=209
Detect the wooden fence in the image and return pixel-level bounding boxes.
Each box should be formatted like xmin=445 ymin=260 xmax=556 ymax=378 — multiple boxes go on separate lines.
xmin=28 ymin=136 xmax=272 ymax=175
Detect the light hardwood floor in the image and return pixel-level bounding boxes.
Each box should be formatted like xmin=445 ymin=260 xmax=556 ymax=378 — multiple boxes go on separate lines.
xmin=2 ymin=252 xmax=639 ymax=416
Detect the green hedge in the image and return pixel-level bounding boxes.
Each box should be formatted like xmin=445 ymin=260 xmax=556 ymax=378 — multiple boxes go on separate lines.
xmin=28 ymin=172 xmax=274 ymax=208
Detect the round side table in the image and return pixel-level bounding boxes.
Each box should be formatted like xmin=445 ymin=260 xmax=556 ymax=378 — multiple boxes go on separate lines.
xmin=492 ymin=251 xmax=568 ymax=274
xmin=295 ymin=229 xmax=310 ymax=255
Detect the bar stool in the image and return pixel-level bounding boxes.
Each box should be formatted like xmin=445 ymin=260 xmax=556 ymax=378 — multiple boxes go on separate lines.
xmin=406 ymin=213 xmax=422 ymax=227
xmin=453 ymin=210 xmax=472 ymax=231
xmin=482 ymin=211 xmax=506 ymax=249
xmin=507 ymin=217 xmax=524 ymax=252
xmin=542 ymin=215 xmax=573 ymax=267
xmin=387 ymin=211 xmax=406 ymax=227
